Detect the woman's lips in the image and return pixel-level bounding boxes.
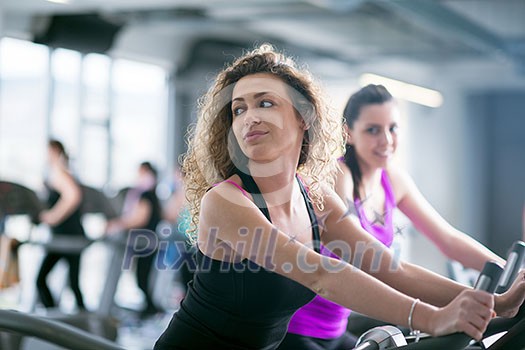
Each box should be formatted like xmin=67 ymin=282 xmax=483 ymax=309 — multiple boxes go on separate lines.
xmin=244 ymin=130 xmax=268 ymax=142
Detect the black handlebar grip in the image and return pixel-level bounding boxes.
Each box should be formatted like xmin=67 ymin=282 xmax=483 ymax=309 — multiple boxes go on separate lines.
xmin=393 ymin=261 xmax=504 ymax=350
xmin=474 ymin=261 xmax=504 ymax=293
xmin=496 ymin=241 xmax=525 ymax=294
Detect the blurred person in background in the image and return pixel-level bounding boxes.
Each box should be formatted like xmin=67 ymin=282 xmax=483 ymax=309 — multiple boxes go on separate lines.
xmin=106 ymin=161 xmax=162 ymax=318
xmin=37 ymin=139 xmax=86 ymax=311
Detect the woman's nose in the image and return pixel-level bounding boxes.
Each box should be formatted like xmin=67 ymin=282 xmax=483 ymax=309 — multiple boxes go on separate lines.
xmin=244 ymin=109 xmax=261 ymax=126
xmin=379 ymin=130 xmax=393 ymax=145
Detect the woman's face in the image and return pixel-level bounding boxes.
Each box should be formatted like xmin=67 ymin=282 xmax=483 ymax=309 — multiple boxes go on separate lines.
xmin=230 ymin=73 xmax=307 ymax=166
xmin=347 ymin=101 xmax=400 ymax=170
xmin=137 ymin=166 xmax=156 ymax=189
xmin=47 ymin=146 xmax=62 ymax=165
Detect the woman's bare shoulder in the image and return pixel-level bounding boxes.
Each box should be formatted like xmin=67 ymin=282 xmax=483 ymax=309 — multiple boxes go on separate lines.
xmin=200 ymin=175 xmax=252 ymax=217
xmin=384 ymin=165 xmax=416 ymax=201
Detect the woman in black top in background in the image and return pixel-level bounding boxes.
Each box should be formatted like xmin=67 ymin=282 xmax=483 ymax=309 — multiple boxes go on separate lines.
xmin=106 ymin=161 xmax=162 ymax=317
xmin=37 ymin=139 xmax=86 ymax=310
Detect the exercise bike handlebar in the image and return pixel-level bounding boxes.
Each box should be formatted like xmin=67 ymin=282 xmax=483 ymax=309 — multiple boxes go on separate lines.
xmin=399 ymin=261 xmax=503 ymax=350
xmin=473 ymin=260 xmax=505 ymax=293
xmin=477 ymin=240 xmax=525 ymax=341
xmin=354 ymin=261 xmax=503 ymax=350
xmin=353 ymin=341 xmax=380 ymax=350
xmin=496 ymin=240 xmax=525 ymax=294
xmin=396 ymin=240 xmax=525 ymax=350
xmin=355 ymin=241 xmax=525 ymax=350
xmin=0 ymin=309 xmax=125 ymax=350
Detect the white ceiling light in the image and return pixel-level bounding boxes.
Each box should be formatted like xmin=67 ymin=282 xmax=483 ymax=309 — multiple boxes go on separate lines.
xmin=359 ymin=73 xmax=443 ymax=108
xmin=46 ymin=0 xmax=70 ymax=4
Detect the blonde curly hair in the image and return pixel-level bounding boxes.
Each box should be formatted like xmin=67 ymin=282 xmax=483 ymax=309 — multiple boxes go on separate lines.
xmin=182 ymin=44 xmax=344 ymax=241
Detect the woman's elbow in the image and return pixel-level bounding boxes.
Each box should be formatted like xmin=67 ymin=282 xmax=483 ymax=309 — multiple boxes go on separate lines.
xmin=307 ymin=272 xmax=331 ymax=299
xmin=303 ymin=261 xmax=345 ymax=300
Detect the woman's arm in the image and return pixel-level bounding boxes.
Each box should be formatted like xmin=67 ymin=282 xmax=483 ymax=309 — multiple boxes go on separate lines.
xmin=107 ymin=198 xmax=151 ymax=233
xmin=163 ymin=189 xmax=185 ymax=224
xmin=197 ymin=183 xmax=494 ymax=340
xmin=40 ymin=169 xmax=82 ymax=226
xmin=321 ymin=184 xmax=525 ymax=317
xmin=390 ymin=167 xmax=505 ymax=269
xmin=321 ymin=186 xmax=467 ymax=306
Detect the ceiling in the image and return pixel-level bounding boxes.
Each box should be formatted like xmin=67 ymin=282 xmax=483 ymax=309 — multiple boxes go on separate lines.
xmin=1 ymin=0 xmax=525 ymax=81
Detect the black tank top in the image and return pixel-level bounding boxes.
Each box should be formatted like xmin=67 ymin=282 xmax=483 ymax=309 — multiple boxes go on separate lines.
xmin=47 ymin=189 xmax=85 ymax=236
xmin=155 ymin=173 xmax=321 ymax=350
xmin=138 ymin=189 xmax=162 ymax=233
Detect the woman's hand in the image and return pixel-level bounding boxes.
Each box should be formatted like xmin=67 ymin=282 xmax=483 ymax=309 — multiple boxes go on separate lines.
xmin=39 ymin=210 xmax=57 ymax=226
xmin=429 ymin=289 xmax=494 ymax=341
xmin=105 ymin=220 xmax=124 ymax=235
xmin=495 ymin=270 xmax=525 ymax=318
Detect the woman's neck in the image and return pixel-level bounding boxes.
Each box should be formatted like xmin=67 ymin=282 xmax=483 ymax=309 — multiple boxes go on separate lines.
xmin=247 ymin=160 xmax=299 ymax=213
xmin=49 ymin=162 xmax=64 ymax=177
xmin=358 ymin=165 xmax=383 ymax=200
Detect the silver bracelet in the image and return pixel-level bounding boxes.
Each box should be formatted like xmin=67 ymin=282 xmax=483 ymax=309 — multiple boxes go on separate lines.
xmin=408 ymin=298 xmax=420 ymax=334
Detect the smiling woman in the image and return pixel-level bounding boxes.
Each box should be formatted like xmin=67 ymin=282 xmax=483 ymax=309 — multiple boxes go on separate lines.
xmin=278 ymin=84 xmax=512 ymax=350
xmin=154 ymin=44 xmax=525 ymax=350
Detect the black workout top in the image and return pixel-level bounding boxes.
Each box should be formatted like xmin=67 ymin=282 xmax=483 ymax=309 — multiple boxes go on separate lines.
xmin=47 ymin=188 xmax=85 ymax=236
xmin=155 ymin=172 xmax=321 ymax=350
xmin=138 ymin=189 xmax=162 ymax=233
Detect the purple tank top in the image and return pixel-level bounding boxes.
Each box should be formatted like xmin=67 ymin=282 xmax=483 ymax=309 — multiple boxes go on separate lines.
xmin=286 ymin=169 xmax=396 ymax=339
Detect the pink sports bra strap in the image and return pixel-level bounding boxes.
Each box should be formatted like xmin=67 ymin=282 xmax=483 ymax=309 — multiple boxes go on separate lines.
xmin=212 ymin=179 xmax=251 ymax=199
xmin=295 ymin=174 xmax=310 ymax=194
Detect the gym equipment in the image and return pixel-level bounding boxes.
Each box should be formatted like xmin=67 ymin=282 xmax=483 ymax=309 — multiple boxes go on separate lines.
xmin=354 ymin=241 xmax=525 ymax=350
xmin=0 ymin=181 xmax=43 ymax=225
xmin=0 ymin=309 xmax=124 ymax=350
xmin=355 ymin=325 xmax=407 ymax=349
xmin=0 ymin=181 xmax=124 ymax=349
xmin=354 ymin=260 xmax=503 ymax=350
xmin=496 ymin=241 xmax=525 ymax=294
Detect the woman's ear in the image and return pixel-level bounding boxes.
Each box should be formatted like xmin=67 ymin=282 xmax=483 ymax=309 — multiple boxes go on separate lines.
xmin=297 ymin=112 xmax=311 ymax=130
xmin=301 ymin=119 xmax=310 ymax=130
xmin=296 ymin=100 xmax=315 ymax=130
xmin=343 ymin=124 xmax=353 ymax=144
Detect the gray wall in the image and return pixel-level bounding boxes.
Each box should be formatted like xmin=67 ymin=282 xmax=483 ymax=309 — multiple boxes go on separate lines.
xmin=468 ymin=92 xmax=525 ymax=256
xmin=404 ymin=86 xmax=525 ymax=273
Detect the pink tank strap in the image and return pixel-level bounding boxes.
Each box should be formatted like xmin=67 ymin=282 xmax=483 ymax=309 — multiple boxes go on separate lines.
xmin=212 ymin=179 xmax=250 ymax=199
xmin=295 ymin=174 xmax=311 ymax=195
xmin=380 ymin=169 xmax=396 ymax=209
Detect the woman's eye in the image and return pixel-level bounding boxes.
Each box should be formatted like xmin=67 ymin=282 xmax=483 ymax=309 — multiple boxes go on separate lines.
xmin=390 ymin=125 xmax=398 ymax=133
xmin=260 ymin=100 xmax=273 ymax=108
xmin=366 ymin=127 xmax=379 ymax=135
xmin=232 ymin=106 xmax=245 ymax=116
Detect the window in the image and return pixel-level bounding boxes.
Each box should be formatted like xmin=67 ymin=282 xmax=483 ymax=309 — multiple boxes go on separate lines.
xmin=0 ymin=38 xmax=49 ymax=190
xmin=0 ymin=38 xmax=168 ymax=192
xmin=110 ymin=59 xmax=168 ymax=189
